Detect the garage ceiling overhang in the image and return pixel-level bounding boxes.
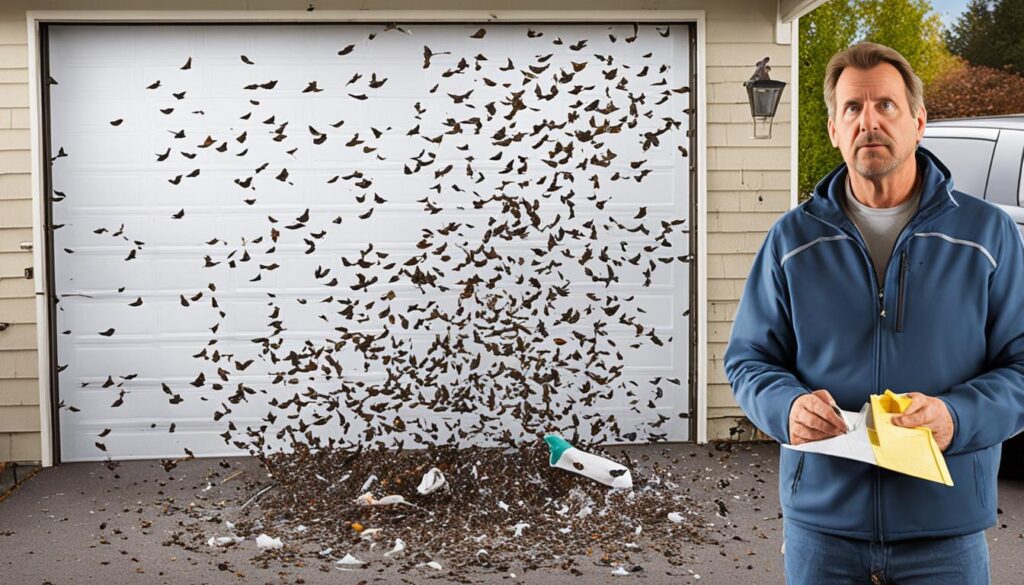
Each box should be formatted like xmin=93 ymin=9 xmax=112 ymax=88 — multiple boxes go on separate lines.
xmin=779 ymin=0 xmax=832 ymax=23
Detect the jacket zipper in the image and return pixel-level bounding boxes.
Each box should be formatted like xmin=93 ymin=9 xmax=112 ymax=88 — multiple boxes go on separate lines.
xmin=803 ymin=209 xmax=888 ymax=544
xmin=896 ymin=250 xmax=909 ymax=333
xmin=873 ymin=287 xmax=883 ymax=545
xmin=802 ymin=180 xmax=958 ymax=545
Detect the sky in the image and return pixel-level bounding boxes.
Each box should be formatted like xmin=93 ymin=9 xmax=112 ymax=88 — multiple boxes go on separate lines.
xmin=929 ymin=0 xmax=974 ymax=31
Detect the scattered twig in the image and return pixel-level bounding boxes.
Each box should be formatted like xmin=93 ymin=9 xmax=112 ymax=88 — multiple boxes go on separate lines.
xmin=240 ymin=483 xmax=276 ymax=510
xmin=221 ymin=469 xmax=245 ymax=485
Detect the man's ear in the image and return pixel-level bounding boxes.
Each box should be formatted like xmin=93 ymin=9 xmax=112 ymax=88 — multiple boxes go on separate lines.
xmin=916 ymin=105 xmax=927 ymax=143
xmin=828 ymin=117 xmax=838 ymax=148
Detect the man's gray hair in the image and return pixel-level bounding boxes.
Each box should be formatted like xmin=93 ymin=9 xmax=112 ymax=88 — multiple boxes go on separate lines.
xmin=823 ymin=41 xmax=924 ymax=120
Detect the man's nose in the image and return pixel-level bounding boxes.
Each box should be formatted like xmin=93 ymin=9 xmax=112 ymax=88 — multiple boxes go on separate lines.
xmin=859 ymin=105 xmax=879 ymax=132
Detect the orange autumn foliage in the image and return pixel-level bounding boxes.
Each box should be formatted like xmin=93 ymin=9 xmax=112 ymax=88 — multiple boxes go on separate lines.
xmin=926 ymin=60 xmax=1024 ymax=120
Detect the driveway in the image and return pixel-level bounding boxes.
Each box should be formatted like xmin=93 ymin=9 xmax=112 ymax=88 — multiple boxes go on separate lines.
xmin=0 ymin=443 xmax=1021 ymax=584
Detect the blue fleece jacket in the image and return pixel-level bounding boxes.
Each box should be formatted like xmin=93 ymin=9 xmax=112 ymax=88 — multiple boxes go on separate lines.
xmin=724 ymin=146 xmax=1024 ymax=541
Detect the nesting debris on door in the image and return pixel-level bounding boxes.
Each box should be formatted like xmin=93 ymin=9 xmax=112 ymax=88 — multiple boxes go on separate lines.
xmin=52 ymin=22 xmax=693 ymax=463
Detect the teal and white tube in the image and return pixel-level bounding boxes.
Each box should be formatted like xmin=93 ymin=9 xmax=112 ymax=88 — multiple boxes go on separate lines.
xmin=543 ymin=434 xmax=633 ymax=489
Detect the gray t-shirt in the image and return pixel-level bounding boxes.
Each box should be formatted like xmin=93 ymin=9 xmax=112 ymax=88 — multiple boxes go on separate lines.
xmin=842 ymin=172 xmax=923 ymax=286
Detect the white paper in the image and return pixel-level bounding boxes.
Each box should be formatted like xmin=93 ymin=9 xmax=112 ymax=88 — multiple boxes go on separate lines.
xmin=783 ymin=404 xmax=877 ymax=465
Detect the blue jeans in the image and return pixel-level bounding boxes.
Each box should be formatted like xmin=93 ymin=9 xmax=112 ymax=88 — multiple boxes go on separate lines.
xmin=783 ymin=519 xmax=990 ymax=584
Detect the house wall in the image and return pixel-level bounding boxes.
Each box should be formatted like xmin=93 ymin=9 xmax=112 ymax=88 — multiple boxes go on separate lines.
xmin=0 ymin=0 xmax=791 ymax=462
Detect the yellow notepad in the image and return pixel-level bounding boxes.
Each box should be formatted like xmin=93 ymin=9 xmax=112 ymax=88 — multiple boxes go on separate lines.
xmin=867 ymin=390 xmax=954 ymax=486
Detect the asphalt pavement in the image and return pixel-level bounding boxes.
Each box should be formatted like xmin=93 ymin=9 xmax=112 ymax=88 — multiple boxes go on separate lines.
xmin=0 ymin=442 xmax=1021 ymax=584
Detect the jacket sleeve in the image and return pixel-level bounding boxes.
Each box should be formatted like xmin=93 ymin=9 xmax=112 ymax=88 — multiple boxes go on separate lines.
xmin=938 ymin=215 xmax=1024 ymax=455
xmin=724 ymin=225 xmax=811 ymax=444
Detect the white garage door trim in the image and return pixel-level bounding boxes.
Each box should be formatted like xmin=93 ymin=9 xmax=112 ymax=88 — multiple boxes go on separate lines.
xmin=26 ymin=10 xmax=709 ymax=466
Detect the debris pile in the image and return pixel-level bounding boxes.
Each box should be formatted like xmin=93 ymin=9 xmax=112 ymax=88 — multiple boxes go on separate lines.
xmin=222 ymin=441 xmax=705 ymax=573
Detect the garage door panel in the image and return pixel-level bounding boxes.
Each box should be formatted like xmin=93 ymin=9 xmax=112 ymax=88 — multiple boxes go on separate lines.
xmin=56 ymin=242 xmax=683 ymax=293
xmin=49 ymin=23 xmax=693 ymax=461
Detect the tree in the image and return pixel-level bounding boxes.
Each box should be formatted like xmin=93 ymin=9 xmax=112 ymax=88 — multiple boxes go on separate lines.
xmin=798 ymin=1 xmax=859 ymax=200
xmin=944 ymin=0 xmax=995 ymax=66
xmin=946 ymin=0 xmax=1024 ymax=75
xmin=799 ymin=0 xmax=956 ymax=198
xmin=990 ymin=0 xmax=1024 ymax=75
xmin=858 ymin=0 xmax=955 ymax=84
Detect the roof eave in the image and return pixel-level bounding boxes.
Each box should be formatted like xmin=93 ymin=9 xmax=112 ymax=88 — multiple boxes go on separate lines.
xmin=778 ymin=0 xmax=831 ymax=23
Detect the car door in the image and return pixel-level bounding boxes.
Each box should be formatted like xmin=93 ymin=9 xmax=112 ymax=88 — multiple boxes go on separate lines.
xmin=921 ymin=127 xmax=1024 ymax=228
xmin=986 ymin=128 xmax=1024 ymax=226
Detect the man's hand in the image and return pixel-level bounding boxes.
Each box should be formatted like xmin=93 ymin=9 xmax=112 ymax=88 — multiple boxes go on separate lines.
xmin=891 ymin=392 xmax=954 ymax=451
xmin=789 ymin=389 xmax=848 ymax=445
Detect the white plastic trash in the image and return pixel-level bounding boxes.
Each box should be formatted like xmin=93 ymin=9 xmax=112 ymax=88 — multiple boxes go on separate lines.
xmin=255 ymin=534 xmax=283 ymax=550
xmin=354 ymin=492 xmax=410 ymax=506
xmin=207 ymin=535 xmax=243 ymax=547
xmin=417 ymin=467 xmax=447 ymax=495
xmin=336 ymin=553 xmax=365 ymax=567
xmin=359 ymin=474 xmax=378 ymax=492
xmin=384 ymin=538 xmax=406 ymax=557
xmin=544 ymin=434 xmax=633 ymax=489
xmin=359 ymin=527 xmax=382 ymax=540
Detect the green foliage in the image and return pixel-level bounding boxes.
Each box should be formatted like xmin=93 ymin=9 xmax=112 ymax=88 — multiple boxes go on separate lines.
xmin=798 ymin=0 xmax=955 ymax=199
xmin=859 ymin=0 xmax=953 ymax=84
xmin=799 ymin=1 xmax=858 ymax=200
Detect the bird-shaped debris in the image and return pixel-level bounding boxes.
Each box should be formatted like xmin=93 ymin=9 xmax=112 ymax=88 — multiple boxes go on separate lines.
xmin=744 ymin=56 xmax=772 ymax=87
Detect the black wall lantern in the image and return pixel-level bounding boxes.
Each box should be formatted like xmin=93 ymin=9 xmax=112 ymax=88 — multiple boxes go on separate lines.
xmin=743 ymin=57 xmax=786 ymax=139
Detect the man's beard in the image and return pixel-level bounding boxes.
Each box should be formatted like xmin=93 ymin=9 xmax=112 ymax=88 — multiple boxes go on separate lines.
xmin=851 ymin=143 xmax=909 ymax=177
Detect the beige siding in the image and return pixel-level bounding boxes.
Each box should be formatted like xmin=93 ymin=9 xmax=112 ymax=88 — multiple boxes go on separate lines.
xmin=0 ymin=0 xmax=792 ymax=460
xmin=706 ymin=415 xmax=746 ymax=440
xmin=0 ymin=431 xmax=41 ymax=460
xmin=704 ymin=5 xmax=791 ymax=439
xmin=0 ymin=170 xmax=31 ymax=197
xmin=0 ymin=4 xmax=35 ymax=460
xmin=0 ymin=378 xmax=38 ymax=406
xmin=0 ymin=404 xmax=38 ymax=432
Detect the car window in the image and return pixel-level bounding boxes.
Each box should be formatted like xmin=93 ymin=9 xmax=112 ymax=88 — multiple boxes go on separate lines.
xmin=919 ymin=137 xmax=995 ymax=199
xmin=987 ymin=129 xmax=1024 ymax=207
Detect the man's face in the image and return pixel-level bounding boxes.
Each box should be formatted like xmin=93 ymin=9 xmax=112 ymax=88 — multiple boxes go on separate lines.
xmin=827 ymin=63 xmax=926 ymax=179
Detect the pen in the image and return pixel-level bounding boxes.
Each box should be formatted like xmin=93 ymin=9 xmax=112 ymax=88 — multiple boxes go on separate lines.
xmin=831 ymin=402 xmax=848 ymax=432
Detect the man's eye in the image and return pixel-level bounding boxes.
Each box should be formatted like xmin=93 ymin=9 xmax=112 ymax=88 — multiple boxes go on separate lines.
xmin=846 ymin=105 xmax=859 ymax=113
xmin=881 ymin=101 xmax=894 ymax=110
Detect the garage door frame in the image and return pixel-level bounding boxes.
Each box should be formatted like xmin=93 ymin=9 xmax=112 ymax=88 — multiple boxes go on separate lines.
xmin=26 ymin=9 xmax=709 ymax=466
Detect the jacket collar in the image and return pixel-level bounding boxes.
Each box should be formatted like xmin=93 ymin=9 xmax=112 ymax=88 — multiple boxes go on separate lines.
xmin=803 ymin=145 xmax=959 ymax=232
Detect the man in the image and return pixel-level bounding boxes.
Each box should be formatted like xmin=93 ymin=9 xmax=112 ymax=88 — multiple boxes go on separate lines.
xmin=724 ymin=42 xmax=1024 ymax=584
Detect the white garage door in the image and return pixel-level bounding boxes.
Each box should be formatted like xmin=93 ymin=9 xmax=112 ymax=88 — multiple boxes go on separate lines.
xmin=46 ymin=23 xmax=693 ymax=462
